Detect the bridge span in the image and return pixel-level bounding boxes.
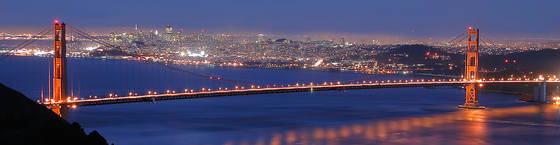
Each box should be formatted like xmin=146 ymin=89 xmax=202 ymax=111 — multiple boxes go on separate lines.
xmin=10 ymin=20 xmax=553 ymax=119
xmin=42 ymin=80 xmax=555 ymax=107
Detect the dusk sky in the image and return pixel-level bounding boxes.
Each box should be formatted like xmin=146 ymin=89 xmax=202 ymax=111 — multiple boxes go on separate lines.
xmin=2 ymin=0 xmax=559 ymax=40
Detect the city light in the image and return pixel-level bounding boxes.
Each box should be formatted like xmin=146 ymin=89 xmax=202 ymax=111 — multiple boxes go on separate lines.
xmin=4 ymin=2 xmax=558 ymax=144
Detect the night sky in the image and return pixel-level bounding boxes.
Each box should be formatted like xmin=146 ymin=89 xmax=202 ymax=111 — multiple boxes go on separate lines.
xmin=1 ymin=0 xmax=559 ymax=39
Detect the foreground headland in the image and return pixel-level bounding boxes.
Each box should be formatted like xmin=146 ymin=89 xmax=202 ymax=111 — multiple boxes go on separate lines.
xmin=0 ymin=83 xmax=110 ymax=145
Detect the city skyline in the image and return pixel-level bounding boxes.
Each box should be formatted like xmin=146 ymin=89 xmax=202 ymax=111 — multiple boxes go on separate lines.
xmin=2 ymin=1 xmax=560 ymax=145
xmin=1 ymin=0 xmax=560 ymax=40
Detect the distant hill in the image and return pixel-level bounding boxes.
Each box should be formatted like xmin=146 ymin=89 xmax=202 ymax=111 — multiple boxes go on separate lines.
xmin=375 ymin=45 xmax=463 ymax=75
xmin=480 ymin=49 xmax=560 ymax=76
xmin=375 ymin=45 xmax=560 ymax=77
xmin=0 ymin=83 xmax=109 ymax=145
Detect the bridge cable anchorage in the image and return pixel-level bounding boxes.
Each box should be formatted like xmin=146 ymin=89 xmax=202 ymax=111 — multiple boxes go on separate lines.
xmin=0 ymin=26 xmax=53 ymax=61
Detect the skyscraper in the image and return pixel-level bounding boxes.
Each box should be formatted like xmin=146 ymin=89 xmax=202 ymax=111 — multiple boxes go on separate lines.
xmin=165 ymin=25 xmax=175 ymax=41
xmin=165 ymin=25 xmax=174 ymax=34
xmin=257 ymin=33 xmax=264 ymax=43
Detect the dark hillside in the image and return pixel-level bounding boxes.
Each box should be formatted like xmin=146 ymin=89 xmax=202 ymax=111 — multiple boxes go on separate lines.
xmin=0 ymin=83 xmax=109 ymax=145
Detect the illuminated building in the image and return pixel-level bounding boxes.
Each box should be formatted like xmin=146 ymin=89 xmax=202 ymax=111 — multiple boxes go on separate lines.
xmin=257 ymin=33 xmax=264 ymax=43
xmin=165 ymin=25 xmax=175 ymax=41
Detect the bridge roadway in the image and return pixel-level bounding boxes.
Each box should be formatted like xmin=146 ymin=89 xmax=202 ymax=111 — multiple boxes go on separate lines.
xmin=42 ymin=80 xmax=557 ymax=107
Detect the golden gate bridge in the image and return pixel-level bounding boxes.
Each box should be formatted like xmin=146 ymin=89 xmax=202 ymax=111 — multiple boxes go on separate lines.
xmin=1 ymin=20 xmax=555 ymax=120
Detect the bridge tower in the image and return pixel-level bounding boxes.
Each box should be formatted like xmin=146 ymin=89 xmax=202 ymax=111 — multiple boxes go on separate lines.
xmin=48 ymin=20 xmax=69 ymax=119
xmin=459 ymin=26 xmax=485 ymax=109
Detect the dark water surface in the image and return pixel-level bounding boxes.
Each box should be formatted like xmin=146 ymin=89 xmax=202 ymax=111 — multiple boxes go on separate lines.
xmin=1 ymin=56 xmax=559 ymax=145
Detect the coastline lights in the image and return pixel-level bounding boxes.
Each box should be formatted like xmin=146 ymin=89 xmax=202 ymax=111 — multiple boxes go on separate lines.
xmin=539 ymin=75 xmax=545 ymax=81
xmin=553 ymin=96 xmax=560 ymax=105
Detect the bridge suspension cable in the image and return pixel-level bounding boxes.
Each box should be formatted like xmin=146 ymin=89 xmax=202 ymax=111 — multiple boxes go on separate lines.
xmin=65 ymin=24 xmax=259 ymax=90
xmin=478 ymin=35 xmax=501 ymax=49
xmin=341 ymin=30 xmax=469 ymax=84
xmin=0 ymin=26 xmax=53 ymax=61
xmin=445 ymin=30 xmax=468 ymax=47
xmin=66 ymin=25 xmax=123 ymax=51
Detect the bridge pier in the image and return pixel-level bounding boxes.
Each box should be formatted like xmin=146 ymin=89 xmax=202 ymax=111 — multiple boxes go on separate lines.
xmin=458 ymin=83 xmax=486 ymax=109
xmin=458 ymin=27 xmax=485 ymax=109
xmin=533 ymin=81 xmax=547 ymax=103
xmin=49 ymin=20 xmax=69 ymax=119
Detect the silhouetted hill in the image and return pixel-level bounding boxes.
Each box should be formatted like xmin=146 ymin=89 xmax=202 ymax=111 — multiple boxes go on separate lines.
xmin=0 ymin=83 xmax=109 ymax=145
xmin=480 ymin=49 xmax=560 ymax=77
xmin=375 ymin=45 xmax=560 ymax=77
xmin=375 ymin=45 xmax=463 ymax=75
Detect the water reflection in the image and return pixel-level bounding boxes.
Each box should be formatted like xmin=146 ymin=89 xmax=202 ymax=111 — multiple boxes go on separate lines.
xmin=222 ymin=105 xmax=560 ymax=145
